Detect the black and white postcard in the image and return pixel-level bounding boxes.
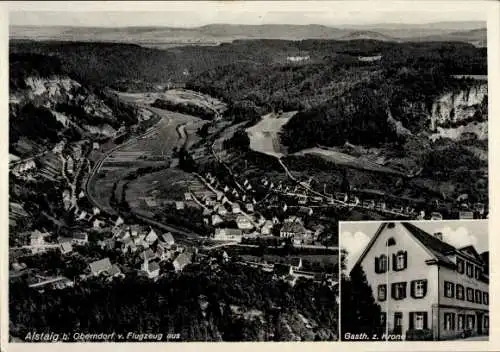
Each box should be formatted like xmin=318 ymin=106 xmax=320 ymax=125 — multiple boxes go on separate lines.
xmin=3 ymin=0 xmax=497 ymax=349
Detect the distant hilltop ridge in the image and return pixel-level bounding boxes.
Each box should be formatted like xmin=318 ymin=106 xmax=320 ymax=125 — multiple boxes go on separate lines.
xmin=10 ymin=22 xmax=486 ymax=48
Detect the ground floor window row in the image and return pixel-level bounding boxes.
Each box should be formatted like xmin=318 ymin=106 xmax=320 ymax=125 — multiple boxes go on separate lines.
xmin=444 ymin=312 xmax=489 ymax=331
xmin=379 ymin=311 xmax=489 ymax=331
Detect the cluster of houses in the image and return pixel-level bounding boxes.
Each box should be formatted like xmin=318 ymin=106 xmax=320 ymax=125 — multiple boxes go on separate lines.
xmin=237 ymin=256 xmax=337 ymax=288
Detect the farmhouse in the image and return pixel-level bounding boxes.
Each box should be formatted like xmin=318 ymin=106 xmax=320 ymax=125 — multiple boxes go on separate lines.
xmin=211 ymin=214 xmax=224 ymax=226
xmin=353 ymin=222 xmax=489 ymax=340
xmin=236 ymin=215 xmax=254 ymax=230
xmin=214 ymin=228 xmax=244 ymax=242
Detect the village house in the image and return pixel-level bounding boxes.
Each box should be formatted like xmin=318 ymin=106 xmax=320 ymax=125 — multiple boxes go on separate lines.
xmin=231 ymin=203 xmax=241 ymax=214
xmin=245 ymin=203 xmax=255 ymax=213
xmin=72 ymin=233 xmax=88 ymax=246
xmin=236 ymin=215 xmax=254 ymax=230
xmin=173 ymin=252 xmax=192 ymax=272
xmin=93 ymin=218 xmax=106 ymax=229
xmin=184 ymin=192 xmax=193 ymax=201
xmin=161 ymin=232 xmax=175 ymax=247
xmin=211 ymin=214 xmax=224 ymax=226
xmin=89 ymin=258 xmax=113 ymax=276
xmin=261 ymin=220 xmax=274 ymax=235
xmin=92 ymin=142 xmax=100 ymax=150
xmin=60 ymin=241 xmax=73 ymax=255
xmin=30 ymin=230 xmax=49 ymax=254
xmin=215 ymin=204 xmax=227 ymax=216
xmin=141 ymin=251 xmax=160 ymax=279
xmin=145 ymin=228 xmax=158 ymax=246
xmin=353 ymin=222 xmax=489 ymax=340
xmin=214 ymin=228 xmax=244 ymax=242
xmin=175 ymin=201 xmax=185 ymax=210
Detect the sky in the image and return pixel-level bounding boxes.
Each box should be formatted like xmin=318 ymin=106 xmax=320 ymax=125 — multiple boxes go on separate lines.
xmin=341 ymin=220 xmax=488 ymax=272
xmin=7 ymin=1 xmax=488 ymax=28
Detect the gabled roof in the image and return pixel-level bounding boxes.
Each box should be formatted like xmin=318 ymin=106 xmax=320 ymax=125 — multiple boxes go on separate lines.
xmin=89 ymin=258 xmax=112 ymax=275
xmin=352 ymin=222 xmax=484 ymax=272
xmin=401 ymin=222 xmax=455 ymax=265
xmin=109 ymin=264 xmax=122 ymax=276
xmin=458 ymin=245 xmax=484 ymax=263
xmin=162 ymin=232 xmax=175 ymax=244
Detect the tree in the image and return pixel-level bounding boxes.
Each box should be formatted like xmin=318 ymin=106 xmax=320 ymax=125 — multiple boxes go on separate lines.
xmin=340 ymin=262 xmax=382 ymax=340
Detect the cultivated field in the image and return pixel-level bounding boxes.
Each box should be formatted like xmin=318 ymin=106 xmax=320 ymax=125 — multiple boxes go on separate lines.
xmin=246 ymin=111 xmax=297 ymax=157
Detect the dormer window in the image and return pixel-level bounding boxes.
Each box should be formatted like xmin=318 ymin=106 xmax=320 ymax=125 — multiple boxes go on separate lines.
xmin=386 ymin=237 xmax=396 ymax=246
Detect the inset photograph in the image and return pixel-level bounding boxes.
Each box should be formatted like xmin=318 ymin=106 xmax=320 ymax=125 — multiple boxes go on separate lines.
xmin=340 ymin=220 xmax=488 ymax=341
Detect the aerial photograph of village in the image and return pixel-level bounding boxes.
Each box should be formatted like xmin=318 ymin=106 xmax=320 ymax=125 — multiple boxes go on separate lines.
xmin=7 ymin=1 xmax=488 ymax=343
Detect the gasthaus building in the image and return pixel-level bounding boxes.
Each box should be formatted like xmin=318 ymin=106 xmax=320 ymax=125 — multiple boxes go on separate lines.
xmin=352 ymin=222 xmax=489 ymax=340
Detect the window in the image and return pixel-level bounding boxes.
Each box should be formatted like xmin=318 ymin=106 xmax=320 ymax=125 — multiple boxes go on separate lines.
xmin=484 ymin=315 xmax=489 ymax=329
xmin=392 ymin=251 xmax=407 ymax=271
xmin=444 ymin=313 xmax=456 ymax=330
xmin=456 ymin=258 xmax=465 ymax=274
xmin=380 ymin=312 xmax=387 ymax=326
xmin=386 ymin=237 xmax=396 ymax=246
xmin=444 ymin=281 xmax=455 ymax=298
xmin=391 ymin=282 xmax=407 ymax=300
xmin=466 ymin=288 xmax=474 ymax=302
xmin=467 ymin=315 xmax=475 ymax=329
xmin=378 ymin=284 xmax=387 ymax=301
xmin=483 ymin=292 xmax=489 ymax=305
xmin=475 ymin=267 xmax=481 ymax=279
xmin=458 ymin=315 xmax=465 ymax=330
xmin=375 ymin=255 xmax=388 ymax=273
xmin=411 ymin=280 xmax=427 ymax=298
xmin=409 ymin=312 xmax=428 ymax=330
xmin=456 ymin=284 xmax=465 ymax=300
xmin=380 ymin=255 xmax=388 ymax=272
xmin=475 ymin=289 xmax=482 ymax=304
xmin=466 ymin=263 xmax=474 ymax=278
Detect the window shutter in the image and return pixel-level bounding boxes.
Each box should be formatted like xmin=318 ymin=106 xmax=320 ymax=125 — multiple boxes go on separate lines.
xmin=391 ymin=283 xmax=396 ymax=299
xmin=403 ymin=251 xmax=408 ymax=269
xmin=451 ymin=283 xmax=455 ymax=298
xmin=375 ymin=257 xmax=379 ymax=273
xmin=422 ymin=280 xmax=428 ymax=297
xmin=392 ymin=254 xmax=397 ymax=271
xmin=410 ymin=281 xmax=416 ymax=298
xmin=409 ymin=312 xmax=414 ymax=329
xmin=423 ymin=313 xmax=428 ymax=330
xmin=403 ymin=282 xmax=407 ymax=298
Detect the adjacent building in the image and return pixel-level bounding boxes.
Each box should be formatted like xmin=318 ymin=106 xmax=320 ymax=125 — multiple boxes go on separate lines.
xmin=352 ymin=222 xmax=489 ymax=340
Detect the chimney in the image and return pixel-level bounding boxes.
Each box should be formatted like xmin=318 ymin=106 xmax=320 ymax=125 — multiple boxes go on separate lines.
xmin=434 ymin=232 xmax=443 ymax=241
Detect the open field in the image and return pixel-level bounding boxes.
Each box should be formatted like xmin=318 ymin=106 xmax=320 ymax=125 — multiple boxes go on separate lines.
xmin=246 ymin=112 xmax=297 ymax=157
xmin=293 ymin=147 xmax=406 ymax=176
xmin=117 ymin=89 xmax=227 ymax=116
xmin=125 ymin=168 xmax=202 ymax=211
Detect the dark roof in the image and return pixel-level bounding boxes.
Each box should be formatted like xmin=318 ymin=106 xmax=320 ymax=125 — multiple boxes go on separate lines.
xmin=401 ymin=223 xmax=455 ymax=265
xmin=274 ymin=263 xmax=291 ymax=277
